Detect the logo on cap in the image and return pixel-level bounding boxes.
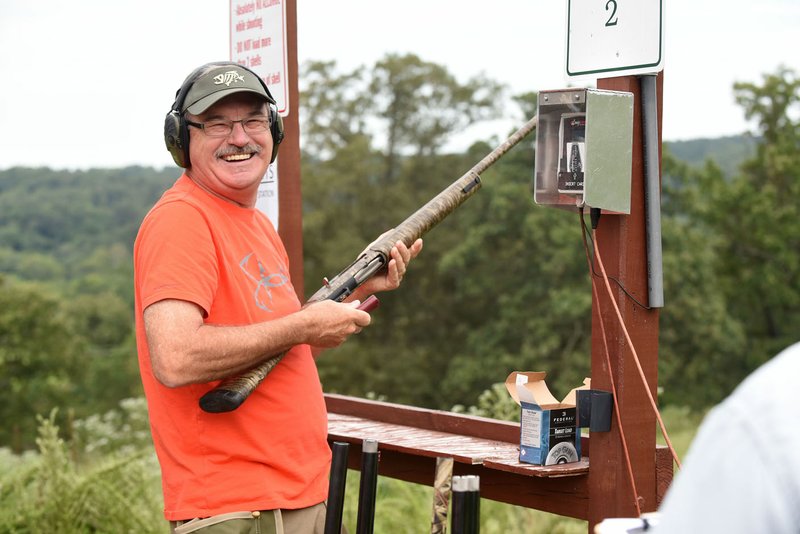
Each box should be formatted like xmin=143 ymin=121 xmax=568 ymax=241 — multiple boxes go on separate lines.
xmin=214 ymin=71 xmax=246 ymax=87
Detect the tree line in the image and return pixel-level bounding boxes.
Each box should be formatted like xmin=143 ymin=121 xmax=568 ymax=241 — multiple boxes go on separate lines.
xmin=1 ymin=56 xmax=798 ymax=452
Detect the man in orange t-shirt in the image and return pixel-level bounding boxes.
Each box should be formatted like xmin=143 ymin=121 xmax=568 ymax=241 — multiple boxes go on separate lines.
xmin=135 ymin=62 xmax=422 ymax=533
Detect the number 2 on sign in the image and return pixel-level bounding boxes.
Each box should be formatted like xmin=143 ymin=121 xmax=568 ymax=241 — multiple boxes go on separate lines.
xmin=605 ymin=0 xmax=619 ymax=26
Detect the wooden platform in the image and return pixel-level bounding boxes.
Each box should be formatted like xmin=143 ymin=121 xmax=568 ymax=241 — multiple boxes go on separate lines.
xmin=326 ymin=394 xmax=592 ymax=520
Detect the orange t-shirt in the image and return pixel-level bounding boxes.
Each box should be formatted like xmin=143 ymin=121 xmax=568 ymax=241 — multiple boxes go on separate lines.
xmin=134 ymin=175 xmax=330 ymax=520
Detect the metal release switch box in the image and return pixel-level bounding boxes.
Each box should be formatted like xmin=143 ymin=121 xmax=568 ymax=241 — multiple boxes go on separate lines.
xmin=533 ymin=88 xmax=634 ymax=213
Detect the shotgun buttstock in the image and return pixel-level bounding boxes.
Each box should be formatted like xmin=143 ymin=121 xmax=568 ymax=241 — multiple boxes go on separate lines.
xmin=199 ymin=387 xmax=248 ymax=413
xmin=199 ymin=352 xmax=286 ymax=413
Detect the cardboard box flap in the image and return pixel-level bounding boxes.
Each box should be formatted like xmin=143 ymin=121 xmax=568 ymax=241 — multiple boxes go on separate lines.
xmin=505 ymin=371 xmax=558 ymax=407
xmin=505 ymin=372 xmax=591 ymax=408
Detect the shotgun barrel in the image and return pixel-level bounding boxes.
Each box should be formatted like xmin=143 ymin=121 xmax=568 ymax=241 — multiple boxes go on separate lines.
xmin=356 ymin=439 xmax=379 ymax=534
xmin=450 ymin=476 xmax=468 ymax=534
xmin=324 ymin=441 xmax=350 ymax=534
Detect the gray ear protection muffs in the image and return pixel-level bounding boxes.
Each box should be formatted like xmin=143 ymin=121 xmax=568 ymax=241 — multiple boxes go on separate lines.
xmin=163 ymin=62 xmax=284 ymax=168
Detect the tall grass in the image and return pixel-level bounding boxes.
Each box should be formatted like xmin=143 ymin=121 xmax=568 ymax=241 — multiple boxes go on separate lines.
xmin=0 ymin=406 xmax=163 ymax=534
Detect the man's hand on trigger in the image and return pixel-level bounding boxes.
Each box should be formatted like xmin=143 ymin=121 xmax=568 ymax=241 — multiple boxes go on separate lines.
xmin=300 ymin=300 xmax=371 ymax=349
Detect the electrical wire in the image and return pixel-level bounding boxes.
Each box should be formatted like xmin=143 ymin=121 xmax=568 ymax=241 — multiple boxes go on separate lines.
xmin=580 ymin=214 xmax=651 ymax=311
xmin=591 ymin=227 xmax=682 ymax=471
xmin=579 ymin=212 xmax=642 ymax=517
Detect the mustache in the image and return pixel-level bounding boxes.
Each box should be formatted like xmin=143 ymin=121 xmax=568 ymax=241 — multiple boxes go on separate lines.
xmin=215 ymin=143 xmax=263 ymax=158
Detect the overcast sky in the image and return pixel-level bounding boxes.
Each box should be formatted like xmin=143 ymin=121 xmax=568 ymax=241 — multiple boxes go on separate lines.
xmin=0 ymin=0 xmax=797 ymax=170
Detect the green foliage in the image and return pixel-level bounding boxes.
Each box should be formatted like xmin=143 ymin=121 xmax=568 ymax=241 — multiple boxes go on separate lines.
xmin=657 ymin=67 xmax=800 ymax=406
xmin=0 ymin=247 xmax=65 ymax=281
xmin=655 ymin=405 xmax=706 ymax=457
xmin=728 ymin=68 xmax=800 ymax=358
xmin=70 ymin=397 xmax=154 ymax=459
xmin=368 ymin=53 xmax=505 ymax=159
xmin=300 ymin=60 xmax=373 ymax=158
xmin=0 ymin=278 xmax=84 ymax=451
xmin=452 ymin=382 xmax=521 ymax=422
xmin=657 ymin=162 xmax=749 ymax=406
xmin=0 ymin=166 xmax=171 ymax=450
xmin=0 ymin=409 xmax=162 ymax=533
xmin=0 ymin=275 xmax=144 ymax=451
xmin=0 ymin=166 xmax=173 ymax=267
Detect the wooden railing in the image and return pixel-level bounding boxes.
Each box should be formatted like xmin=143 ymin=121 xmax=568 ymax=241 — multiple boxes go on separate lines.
xmin=326 ymin=394 xmax=673 ymax=521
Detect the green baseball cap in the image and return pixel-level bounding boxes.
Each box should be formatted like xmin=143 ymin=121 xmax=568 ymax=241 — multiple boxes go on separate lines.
xmin=183 ymin=64 xmax=275 ymax=115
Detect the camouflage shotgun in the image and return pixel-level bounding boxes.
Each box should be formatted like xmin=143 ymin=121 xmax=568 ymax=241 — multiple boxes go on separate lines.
xmin=199 ymin=115 xmax=539 ymax=413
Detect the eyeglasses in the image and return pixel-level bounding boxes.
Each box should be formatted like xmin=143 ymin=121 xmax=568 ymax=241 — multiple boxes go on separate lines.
xmin=185 ymin=116 xmax=270 ymax=138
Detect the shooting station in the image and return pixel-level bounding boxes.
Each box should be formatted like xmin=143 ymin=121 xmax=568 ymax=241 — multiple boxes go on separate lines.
xmin=230 ymin=0 xmax=673 ymax=531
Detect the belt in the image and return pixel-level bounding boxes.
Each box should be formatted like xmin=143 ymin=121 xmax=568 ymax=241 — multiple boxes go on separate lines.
xmin=171 ymin=509 xmax=282 ymax=534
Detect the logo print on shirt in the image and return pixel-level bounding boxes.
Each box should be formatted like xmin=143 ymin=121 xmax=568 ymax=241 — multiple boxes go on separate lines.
xmin=239 ymin=253 xmax=289 ymax=311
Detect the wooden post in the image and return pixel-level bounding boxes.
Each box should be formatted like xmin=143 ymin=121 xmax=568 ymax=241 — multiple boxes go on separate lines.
xmin=587 ymin=73 xmax=664 ymax=530
xmin=277 ymin=0 xmax=304 ymax=299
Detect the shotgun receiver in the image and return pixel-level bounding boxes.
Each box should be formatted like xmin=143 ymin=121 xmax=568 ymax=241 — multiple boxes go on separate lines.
xmin=199 ymin=115 xmax=538 ymax=413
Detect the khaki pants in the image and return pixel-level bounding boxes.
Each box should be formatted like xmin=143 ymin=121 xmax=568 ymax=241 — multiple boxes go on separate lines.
xmin=169 ymin=502 xmax=345 ymax=534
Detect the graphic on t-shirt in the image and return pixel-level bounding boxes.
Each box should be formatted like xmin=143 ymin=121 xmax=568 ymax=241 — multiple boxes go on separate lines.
xmin=239 ymin=253 xmax=289 ymax=311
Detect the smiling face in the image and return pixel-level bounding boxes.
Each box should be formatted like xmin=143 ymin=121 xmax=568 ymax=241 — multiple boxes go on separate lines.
xmin=185 ymin=92 xmax=274 ymax=207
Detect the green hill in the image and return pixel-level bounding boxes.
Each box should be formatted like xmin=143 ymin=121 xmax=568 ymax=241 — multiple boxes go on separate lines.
xmin=665 ymin=134 xmax=758 ymax=177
